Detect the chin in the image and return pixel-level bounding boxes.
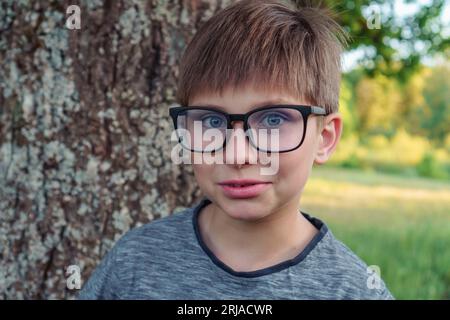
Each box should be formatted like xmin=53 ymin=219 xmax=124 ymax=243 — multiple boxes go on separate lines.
xmin=219 ymin=198 xmax=271 ymax=221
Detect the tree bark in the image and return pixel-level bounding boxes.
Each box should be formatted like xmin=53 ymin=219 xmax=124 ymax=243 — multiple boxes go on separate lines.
xmin=0 ymin=0 xmax=231 ymax=299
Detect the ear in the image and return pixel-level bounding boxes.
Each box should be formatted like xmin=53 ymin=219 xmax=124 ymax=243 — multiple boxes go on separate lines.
xmin=314 ymin=113 xmax=343 ymax=165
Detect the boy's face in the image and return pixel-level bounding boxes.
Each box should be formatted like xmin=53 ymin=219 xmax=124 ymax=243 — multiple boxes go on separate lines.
xmin=189 ymin=83 xmax=342 ymax=221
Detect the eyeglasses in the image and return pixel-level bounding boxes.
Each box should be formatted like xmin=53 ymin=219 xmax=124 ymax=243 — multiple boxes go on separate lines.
xmin=169 ymin=104 xmax=327 ymax=153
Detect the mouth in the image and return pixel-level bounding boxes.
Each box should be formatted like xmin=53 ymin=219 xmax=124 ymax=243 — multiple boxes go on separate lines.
xmin=218 ymin=179 xmax=272 ymax=199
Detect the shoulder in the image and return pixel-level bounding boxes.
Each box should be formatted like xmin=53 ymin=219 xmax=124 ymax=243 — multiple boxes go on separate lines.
xmin=113 ymin=207 xmax=194 ymax=255
xmin=78 ymin=207 xmax=195 ymax=299
xmin=308 ymin=230 xmax=394 ymax=300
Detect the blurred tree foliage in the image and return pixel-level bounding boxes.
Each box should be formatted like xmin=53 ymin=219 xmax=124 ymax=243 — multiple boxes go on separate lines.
xmin=346 ymin=64 xmax=449 ymax=145
xmin=421 ymin=65 xmax=450 ymax=142
xmin=325 ymin=0 xmax=449 ymax=81
xmin=336 ymin=63 xmax=450 ymax=179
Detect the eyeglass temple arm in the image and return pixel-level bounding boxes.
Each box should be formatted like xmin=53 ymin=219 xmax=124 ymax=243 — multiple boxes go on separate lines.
xmin=311 ymin=106 xmax=327 ymax=115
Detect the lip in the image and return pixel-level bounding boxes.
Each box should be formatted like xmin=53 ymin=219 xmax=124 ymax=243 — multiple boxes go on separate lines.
xmin=218 ymin=179 xmax=272 ymax=199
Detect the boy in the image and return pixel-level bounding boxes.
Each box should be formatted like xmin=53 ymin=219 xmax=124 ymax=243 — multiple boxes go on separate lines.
xmin=79 ymin=0 xmax=394 ymax=299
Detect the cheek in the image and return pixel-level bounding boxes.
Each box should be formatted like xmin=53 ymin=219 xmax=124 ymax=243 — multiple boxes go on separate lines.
xmin=192 ymin=164 xmax=215 ymax=188
xmin=276 ymin=145 xmax=314 ymax=191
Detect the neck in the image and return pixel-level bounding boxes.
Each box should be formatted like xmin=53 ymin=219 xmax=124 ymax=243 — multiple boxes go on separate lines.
xmin=198 ymin=197 xmax=319 ymax=272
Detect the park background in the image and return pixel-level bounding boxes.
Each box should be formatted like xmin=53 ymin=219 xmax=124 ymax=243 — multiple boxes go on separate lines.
xmin=0 ymin=0 xmax=449 ymax=299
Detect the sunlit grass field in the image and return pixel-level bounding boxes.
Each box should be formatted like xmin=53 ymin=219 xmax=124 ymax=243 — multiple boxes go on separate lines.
xmin=301 ymin=166 xmax=450 ymax=299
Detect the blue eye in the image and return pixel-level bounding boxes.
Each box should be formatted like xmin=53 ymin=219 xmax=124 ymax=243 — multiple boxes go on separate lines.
xmin=202 ymin=115 xmax=225 ymax=128
xmin=260 ymin=113 xmax=286 ymax=127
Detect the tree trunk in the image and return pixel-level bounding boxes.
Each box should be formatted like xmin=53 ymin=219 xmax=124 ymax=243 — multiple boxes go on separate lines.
xmin=0 ymin=0 xmax=231 ymax=299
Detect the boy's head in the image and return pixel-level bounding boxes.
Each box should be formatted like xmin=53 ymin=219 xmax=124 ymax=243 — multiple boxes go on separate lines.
xmin=174 ymin=0 xmax=347 ymax=220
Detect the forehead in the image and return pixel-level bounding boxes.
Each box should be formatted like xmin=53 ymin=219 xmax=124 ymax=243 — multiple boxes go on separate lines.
xmin=189 ymin=83 xmax=308 ymax=113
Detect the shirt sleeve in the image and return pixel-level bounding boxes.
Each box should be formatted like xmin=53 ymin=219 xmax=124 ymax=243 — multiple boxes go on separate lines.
xmin=77 ymin=244 xmax=120 ymax=300
xmin=378 ymin=285 xmax=395 ymax=300
xmin=363 ymin=276 xmax=395 ymax=300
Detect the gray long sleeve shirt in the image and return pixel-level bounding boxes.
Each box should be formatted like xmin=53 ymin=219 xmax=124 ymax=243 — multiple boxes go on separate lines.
xmin=78 ymin=197 xmax=394 ymax=300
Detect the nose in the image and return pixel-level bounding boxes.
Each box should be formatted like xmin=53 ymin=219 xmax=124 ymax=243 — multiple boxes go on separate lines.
xmin=224 ymin=120 xmax=258 ymax=167
xmin=230 ymin=120 xmax=244 ymax=130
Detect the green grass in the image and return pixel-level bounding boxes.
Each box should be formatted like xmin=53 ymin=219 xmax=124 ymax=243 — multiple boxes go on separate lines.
xmin=301 ymin=166 xmax=450 ymax=299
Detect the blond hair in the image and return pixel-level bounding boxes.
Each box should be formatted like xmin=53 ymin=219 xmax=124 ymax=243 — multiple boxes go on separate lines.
xmin=176 ymin=0 xmax=348 ymax=131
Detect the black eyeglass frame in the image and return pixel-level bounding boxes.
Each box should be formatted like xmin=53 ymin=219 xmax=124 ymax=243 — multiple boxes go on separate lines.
xmin=169 ymin=104 xmax=328 ymax=153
